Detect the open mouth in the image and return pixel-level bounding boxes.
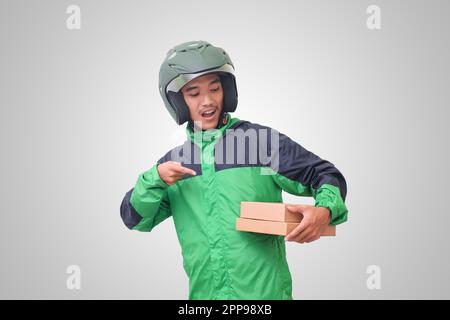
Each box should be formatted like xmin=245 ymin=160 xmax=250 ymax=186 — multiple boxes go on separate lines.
xmin=201 ymin=109 xmax=216 ymax=119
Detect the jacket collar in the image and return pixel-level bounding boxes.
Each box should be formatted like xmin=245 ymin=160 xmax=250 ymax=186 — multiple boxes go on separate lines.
xmin=186 ymin=112 xmax=240 ymax=147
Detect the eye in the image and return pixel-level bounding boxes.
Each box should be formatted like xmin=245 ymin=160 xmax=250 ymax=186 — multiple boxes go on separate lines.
xmin=189 ymin=92 xmax=199 ymax=97
xmin=211 ymin=86 xmax=220 ymax=92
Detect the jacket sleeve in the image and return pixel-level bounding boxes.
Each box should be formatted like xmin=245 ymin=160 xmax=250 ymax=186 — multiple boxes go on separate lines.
xmin=120 ymin=163 xmax=172 ymax=232
xmin=271 ymin=132 xmax=348 ymax=226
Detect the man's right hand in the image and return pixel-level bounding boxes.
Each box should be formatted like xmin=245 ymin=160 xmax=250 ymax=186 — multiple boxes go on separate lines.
xmin=157 ymin=161 xmax=197 ymax=186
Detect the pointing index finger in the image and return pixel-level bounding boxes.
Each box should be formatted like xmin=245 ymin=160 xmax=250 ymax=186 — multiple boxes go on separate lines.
xmin=182 ymin=166 xmax=197 ymax=176
xmin=172 ymin=163 xmax=196 ymax=176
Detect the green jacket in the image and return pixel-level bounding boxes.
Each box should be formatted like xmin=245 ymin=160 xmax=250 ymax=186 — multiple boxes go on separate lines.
xmin=120 ymin=113 xmax=348 ymax=299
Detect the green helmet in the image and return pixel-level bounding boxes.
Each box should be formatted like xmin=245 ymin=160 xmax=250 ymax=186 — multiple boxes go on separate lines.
xmin=158 ymin=40 xmax=238 ymax=125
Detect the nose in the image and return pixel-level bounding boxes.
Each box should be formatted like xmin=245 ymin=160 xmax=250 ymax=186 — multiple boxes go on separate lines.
xmin=201 ymin=93 xmax=214 ymax=107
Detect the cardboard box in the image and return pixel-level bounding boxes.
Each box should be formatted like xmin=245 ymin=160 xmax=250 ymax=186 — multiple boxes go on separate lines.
xmin=236 ymin=201 xmax=336 ymax=237
xmin=236 ymin=218 xmax=336 ymax=236
xmin=240 ymin=201 xmax=302 ymax=222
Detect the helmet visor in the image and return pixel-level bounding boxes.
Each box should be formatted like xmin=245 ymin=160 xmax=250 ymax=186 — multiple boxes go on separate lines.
xmin=166 ymin=63 xmax=235 ymax=93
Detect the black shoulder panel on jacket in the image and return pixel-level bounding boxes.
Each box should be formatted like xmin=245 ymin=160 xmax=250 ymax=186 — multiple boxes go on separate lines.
xmin=120 ymin=188 xmax=143 ymax=229
xmin=215 ymin=120 xmax=272 ymax=171
xmin=277 ymin=130 xmax=347 ymax=201
xmin=215 ymin=120 xmax=347 ymax=200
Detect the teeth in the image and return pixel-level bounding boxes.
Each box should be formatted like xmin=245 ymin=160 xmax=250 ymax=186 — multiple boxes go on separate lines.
xmin=203 ymin=110 xmax=215 ymax=116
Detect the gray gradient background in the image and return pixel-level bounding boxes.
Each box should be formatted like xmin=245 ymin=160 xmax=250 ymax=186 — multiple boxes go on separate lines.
xmin=1 ymin=0 xmax=449 ymax=299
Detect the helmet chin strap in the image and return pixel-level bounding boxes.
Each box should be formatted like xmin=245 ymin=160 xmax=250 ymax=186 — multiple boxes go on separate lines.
xmin=187 ymin=111 xmax=228 ymax=131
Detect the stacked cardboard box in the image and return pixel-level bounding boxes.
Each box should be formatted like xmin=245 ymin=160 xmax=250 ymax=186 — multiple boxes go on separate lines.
xmin=236 ymin=201 xmax=336 ymax=236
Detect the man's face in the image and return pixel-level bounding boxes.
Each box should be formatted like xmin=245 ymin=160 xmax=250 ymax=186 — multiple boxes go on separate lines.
xmin=181 ymin=73 xmax=224 ymax=130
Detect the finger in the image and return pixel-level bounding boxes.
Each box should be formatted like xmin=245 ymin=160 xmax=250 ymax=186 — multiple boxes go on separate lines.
xmin=181 ymin=166 xmax=197 ymax=176
xmin=286 ymin=205 xmax=303 ymax=213
xmin=172 ymin=163 xmax=196 ymax=176
xmin=294 ymin=227 xmax=314 ymax=243
xmin=299 ymin=230 xmax=317 ymax=243
xmin=164 ymin=177 xmax=176 ymax=186
xmin=306 ymin=235 xmax=321 ymax=243
xmin=286 ymin=204 xmax=311 ymax=213
xmin=170 ymin=171 xmax=191 ymax=180
xmin=169 ymin=172 xmax=183 ymax=180
xmin=285 ymin=219 xmax=310 ymax=241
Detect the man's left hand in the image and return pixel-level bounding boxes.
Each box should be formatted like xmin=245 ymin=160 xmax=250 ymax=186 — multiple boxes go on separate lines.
xmin=284 ymin=205 xmax=331 ymax=243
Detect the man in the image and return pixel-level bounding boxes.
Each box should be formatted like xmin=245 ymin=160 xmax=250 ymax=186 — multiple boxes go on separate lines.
xmin=120 ymin=40 xmax=348 ymax=299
